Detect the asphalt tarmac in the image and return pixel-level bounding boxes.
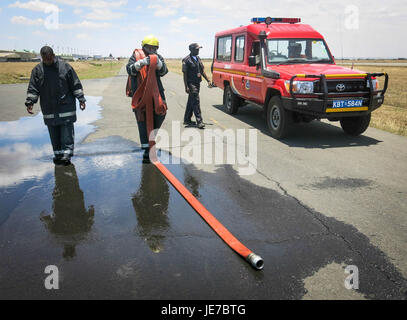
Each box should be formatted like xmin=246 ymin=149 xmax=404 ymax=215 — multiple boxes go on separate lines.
xmin=0 ymin=65 xmax=406 ymax=299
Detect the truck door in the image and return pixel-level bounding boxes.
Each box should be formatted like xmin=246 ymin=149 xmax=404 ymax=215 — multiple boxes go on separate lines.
xmin=246 ymin=41 xmax=263 ymax=103
xmin=230 ymin=35 xmax=249 ymax=100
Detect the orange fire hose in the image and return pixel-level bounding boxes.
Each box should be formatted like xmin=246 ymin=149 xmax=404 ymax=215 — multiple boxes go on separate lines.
xmin=132 ymin=55 xmax=264 ymax=270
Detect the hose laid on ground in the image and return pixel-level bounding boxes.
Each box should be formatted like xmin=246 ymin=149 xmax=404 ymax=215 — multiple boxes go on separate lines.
xmin=132 ymin=54 xmax=264 ymax=270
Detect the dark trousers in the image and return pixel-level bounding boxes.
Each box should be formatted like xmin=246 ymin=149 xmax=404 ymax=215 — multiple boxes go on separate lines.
xmin=137 ymin=113 xmax=166 ymax=150
xmin=47 ymin=123 xmax=75 ymax=159
xmin=184 ymin=82 xmax=202 ymax=123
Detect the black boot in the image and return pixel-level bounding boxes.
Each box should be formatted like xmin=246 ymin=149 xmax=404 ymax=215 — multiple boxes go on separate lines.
xmin=61 ymin=154 xmax=72 ymax=166
xmin=183 ymin=120 xmax=196 ymax=127
xmin=142 ymin=148 xmax=151 ymax=164
xmin=53 ymin=157 xmax=64 ymax=165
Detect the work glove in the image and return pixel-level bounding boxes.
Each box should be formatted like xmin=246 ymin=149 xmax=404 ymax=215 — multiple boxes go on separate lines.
xmin=134 ymin=56 xmax=150 ymax=71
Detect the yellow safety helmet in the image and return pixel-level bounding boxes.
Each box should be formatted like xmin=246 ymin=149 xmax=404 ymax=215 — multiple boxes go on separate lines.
xmin=142 ymin=35 xmax=159 ymax=47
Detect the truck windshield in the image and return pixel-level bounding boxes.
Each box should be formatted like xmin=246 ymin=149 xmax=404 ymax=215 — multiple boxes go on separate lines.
xmin=266 ymin=39 xmax=333 ymax=65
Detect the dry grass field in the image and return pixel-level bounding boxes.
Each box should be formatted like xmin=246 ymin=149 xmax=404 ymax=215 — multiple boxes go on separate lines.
xmin=338 ymin=59 xmax=407 ymax=64
xmin=0 ymin=60 xmax=125 ymax=84
xmin=166 ymin=59 xmax=213 ymax=76
xmin=337 ymin=64 xmax=407 ymax=136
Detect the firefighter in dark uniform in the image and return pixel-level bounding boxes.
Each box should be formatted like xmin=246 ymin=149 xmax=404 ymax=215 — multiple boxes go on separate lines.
xmin=25 ymin=46 xmax=86 ymax=165
xmin=182 ymin=43 xmax=211 ymax=129
xmin=126 ymin=35 xmax=168 ymax=162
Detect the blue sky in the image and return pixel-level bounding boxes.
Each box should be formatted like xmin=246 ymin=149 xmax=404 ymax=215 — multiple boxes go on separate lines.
xmin=0 ymin=0 xmax=406 ymax=58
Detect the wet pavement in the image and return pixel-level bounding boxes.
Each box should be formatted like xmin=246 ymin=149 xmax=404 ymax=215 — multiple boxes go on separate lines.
xmin=1 ymin=97 xmax=407 ymax=299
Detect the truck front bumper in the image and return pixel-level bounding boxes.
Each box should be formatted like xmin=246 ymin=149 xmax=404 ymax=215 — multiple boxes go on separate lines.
xmin=282 ymin=72 xmax=388 ymax=119
xmin=281 ymin=94 xmax=385 ymax=119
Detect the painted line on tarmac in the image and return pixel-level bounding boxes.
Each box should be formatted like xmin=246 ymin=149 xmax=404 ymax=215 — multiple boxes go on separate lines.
xmin=210 ymin=117 xmax=227 ymax=130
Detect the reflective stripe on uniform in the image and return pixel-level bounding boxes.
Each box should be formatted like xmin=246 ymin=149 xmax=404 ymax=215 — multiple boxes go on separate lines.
xmin=54 ymin=150 xmax=64 ymax=155
xmin=43 ymin=111 xmax=76 ymax=119
xmin=59 ymin=111 xmax=76 ymax=117
xmin=27 ymin=93 xmax=38 ymax=99
xmin=73 ymin=89 xmax=83 ymax=96
xmin=63 ymin=149 xmax=73 ymax=155
xmin=141 ymin=143 xmax=150 ymax=148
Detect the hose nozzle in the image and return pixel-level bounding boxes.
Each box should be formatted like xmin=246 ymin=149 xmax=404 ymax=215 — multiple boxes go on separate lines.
xmin=246 ymin=253 xmax=264 ymax=270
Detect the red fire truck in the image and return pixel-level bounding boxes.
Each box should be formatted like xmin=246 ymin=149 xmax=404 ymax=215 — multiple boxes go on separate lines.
xmin=212 ymin=17 xmax=388 ymax=138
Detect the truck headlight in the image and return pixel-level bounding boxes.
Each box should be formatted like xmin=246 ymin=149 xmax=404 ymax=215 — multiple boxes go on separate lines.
xmin=367 ymin=79 xmax=379 ymax=90
xmin=285 ymin=80 xmax=314 ymax=94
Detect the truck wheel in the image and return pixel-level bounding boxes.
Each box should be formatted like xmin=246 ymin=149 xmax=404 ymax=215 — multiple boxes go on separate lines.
xmin=340 ymin=114 xmax=371 ymax=136
xmin=266 ymin=96 xmax=292 ymax=139
xmin=223 ymin=85 xmax=241 ymax=115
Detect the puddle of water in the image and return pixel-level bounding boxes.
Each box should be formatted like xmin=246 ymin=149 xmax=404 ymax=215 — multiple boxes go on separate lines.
xmin=0 ymin=96 xmax=102 ymax=225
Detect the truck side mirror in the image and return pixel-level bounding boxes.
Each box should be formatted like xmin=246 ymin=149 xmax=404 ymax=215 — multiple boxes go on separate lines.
xmin=248 ymin=55 xmax=256 ymax=67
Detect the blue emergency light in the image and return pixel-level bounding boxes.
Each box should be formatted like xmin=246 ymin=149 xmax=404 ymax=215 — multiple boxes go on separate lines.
xmin=251 ymin=17 xmax=301 ymax=24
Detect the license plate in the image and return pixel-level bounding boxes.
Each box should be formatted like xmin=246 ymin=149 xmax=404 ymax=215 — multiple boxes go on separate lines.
xmin=332 ymin=99 xmax=363 ymax=108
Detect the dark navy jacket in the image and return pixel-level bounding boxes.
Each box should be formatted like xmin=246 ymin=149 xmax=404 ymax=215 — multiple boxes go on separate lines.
xmin=26 ymin=59 xmax=86 ymax=126
xmin=182 ymin=54 xmax=205 ymax=84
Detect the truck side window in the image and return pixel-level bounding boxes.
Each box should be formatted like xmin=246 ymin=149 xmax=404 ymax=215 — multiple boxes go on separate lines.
xmin=217 ymin=36 xmax=232 ymax=61
xmin=235 ymin=36 xmax=245 ymax=62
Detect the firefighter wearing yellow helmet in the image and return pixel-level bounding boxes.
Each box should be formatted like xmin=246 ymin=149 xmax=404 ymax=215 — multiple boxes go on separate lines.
xmin=126 ymin=35 xmax=168 ymax=162
xmin=141 ymin=34 xmax=159 ymax=48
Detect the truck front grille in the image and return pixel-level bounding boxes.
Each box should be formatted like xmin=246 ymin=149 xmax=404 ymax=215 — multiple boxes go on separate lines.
xmin=314 ymin=80 xmax=368 ymax=93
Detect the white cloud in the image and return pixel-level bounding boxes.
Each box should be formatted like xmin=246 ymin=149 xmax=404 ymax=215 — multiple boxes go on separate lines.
xmin=9 ymin=0 xmax=59 ymax=13
xmin=32 ymin=30 xmax=47 ymax=36
xmin=76 ymin=33 xmax=89 ymax=40
xmin=148 ymin=4 xmax=177 ymax=17
xmin=169 ymin=16 xmax=199 ymax=33
xmin=60 ymin=20 xmax=111 ymax=29
xmin=84 ymin=8 xmax=125 ymax=20
xmin=54 ymin=0 xmax=128 ymax=9
xmin=11 ymin=15 xmax=44 ymax=25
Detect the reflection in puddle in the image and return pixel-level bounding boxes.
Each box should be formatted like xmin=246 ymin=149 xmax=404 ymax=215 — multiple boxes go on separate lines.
xmin=40 ymin=164 xmax=95 ymax=260
xmin=132 ymin=163 xmax=169 ymax=253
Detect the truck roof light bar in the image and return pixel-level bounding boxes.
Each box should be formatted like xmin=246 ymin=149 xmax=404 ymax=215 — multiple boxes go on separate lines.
xmin=251 ymin=17 xmax=301 ymax=25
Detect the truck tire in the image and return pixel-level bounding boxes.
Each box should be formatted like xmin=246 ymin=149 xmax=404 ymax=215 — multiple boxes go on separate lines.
xmin=340 ymin=114 xmax=371 ymax=136
xmin=266 ymin=96 xmax=292 ymax=139
xmin=223 ymin=85 xmax=241 ymax=115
